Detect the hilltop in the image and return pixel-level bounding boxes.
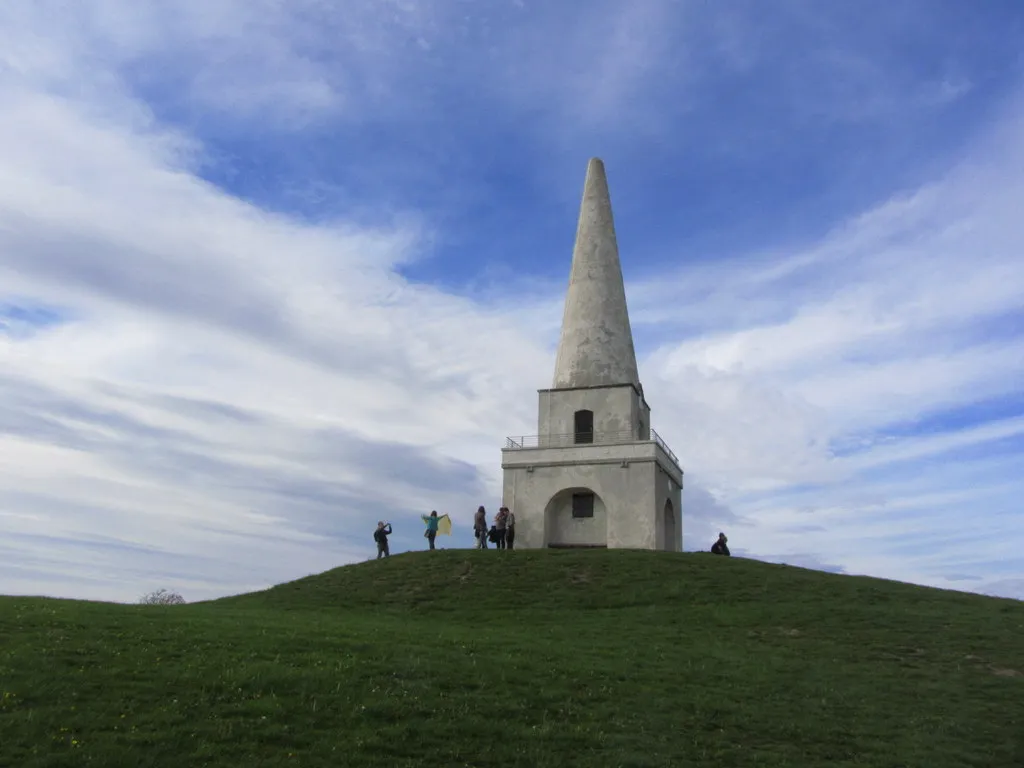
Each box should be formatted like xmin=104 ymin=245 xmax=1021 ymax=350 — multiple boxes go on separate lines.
xmin=1 ymin=550 xmax=1022 ymax=767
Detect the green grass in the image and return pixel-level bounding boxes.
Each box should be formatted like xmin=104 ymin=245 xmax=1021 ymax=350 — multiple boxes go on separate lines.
xmin=1 ymin=550 xmax=1022 ymax=767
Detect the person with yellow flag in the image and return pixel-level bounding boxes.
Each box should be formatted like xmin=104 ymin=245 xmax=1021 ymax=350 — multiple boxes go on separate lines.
xmin=421 ymin=510 xmax=452 ymax=550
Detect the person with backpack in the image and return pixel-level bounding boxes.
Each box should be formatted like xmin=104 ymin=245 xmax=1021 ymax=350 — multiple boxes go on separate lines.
xmin=374 ymin=521 xmax=392 ymax=559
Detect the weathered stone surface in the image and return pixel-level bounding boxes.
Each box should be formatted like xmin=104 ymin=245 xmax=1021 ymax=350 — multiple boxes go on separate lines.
xmin=551 ymin=158 xmax=641 ymax=390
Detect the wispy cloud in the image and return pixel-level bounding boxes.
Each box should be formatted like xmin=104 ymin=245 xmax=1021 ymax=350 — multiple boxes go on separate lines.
xmin=1 ymin=0 xmax=1022 ymax=602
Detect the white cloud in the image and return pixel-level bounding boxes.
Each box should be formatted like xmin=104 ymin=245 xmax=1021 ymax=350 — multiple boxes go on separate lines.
xmin=0 ymin=0 xmax=1022 ymax=603
xmin=631 ymin=100 xmax=1024 ymax=592
xmin=0 ymin=4 xmax=557 ymax=600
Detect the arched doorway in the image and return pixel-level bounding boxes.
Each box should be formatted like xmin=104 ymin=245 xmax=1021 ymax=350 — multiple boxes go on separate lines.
xmin=663 ymin=499 xmax=677 ymax=552
xmin=544 ymin=487 xmax=608 ymax=548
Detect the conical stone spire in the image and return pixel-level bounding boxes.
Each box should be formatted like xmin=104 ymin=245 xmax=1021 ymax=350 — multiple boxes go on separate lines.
xmin=552 ymin=158 xmax=641 ymax=390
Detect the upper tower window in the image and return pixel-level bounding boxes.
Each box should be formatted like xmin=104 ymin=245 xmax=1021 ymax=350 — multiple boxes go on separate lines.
xmin=574 ymin=409 xmax=594 ymax=444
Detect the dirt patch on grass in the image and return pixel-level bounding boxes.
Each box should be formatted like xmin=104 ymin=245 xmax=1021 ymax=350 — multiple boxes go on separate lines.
xmin=990 ymin=666 xmax=1021 ymax=678
xmin=568 ymin=570 xmax=591 ymax=585
xmin=960 ymin=655 xmax=1020 ymax=678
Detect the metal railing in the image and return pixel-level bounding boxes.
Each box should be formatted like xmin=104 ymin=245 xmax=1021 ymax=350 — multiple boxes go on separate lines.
xmin=650 ymin=428 xmax=680 ymax=466
xmin=504 ymin=430 xmax=634 ymax=450
xmin=504 ymin=427 xmax=680 ymax=466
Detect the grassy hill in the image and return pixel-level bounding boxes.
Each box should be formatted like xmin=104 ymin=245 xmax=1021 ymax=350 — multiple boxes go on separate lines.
xmin=1 ymin=550 xmax=1022 ymax=767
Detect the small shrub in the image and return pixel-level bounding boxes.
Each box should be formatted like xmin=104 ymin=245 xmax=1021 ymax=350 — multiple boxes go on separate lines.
xmin=138 ymin=588 xmax=185 ymax=605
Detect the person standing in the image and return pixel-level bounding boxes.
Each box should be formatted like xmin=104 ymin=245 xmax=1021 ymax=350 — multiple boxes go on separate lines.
xmin=493 ymin=507 xmax=508 ymax=550
xmin=422 ymin=510 xmax=441 ymax=550
xmin=373 ymin=521 xmax=392 ymax=559
xmin=473 ymin=506 xmax=488 ymax=549
xmin=503 ymin=506 xmax=515 ymax=550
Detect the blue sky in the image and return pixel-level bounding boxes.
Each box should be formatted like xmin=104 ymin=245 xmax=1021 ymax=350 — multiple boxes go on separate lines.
xmin=1 ymin=0 xmax=1023 ymax=603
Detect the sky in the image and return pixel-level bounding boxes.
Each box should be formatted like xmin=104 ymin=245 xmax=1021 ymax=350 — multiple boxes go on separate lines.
xmin=1 ymin=0 xmax=1023 ymax=604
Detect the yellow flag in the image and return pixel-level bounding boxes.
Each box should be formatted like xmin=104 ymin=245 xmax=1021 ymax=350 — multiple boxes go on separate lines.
xmin=437 ymin=514 xmax=452 ymax=536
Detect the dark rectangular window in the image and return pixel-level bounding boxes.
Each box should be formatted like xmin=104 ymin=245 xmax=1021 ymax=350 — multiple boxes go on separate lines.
xmin=574 ymin=410 xmax=594 ymax=444
xmin=571 ymin=492 xmax=595 ymax=518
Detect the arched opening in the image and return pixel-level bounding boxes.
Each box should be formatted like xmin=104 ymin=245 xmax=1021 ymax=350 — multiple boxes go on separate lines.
xmin=662 ymin=499 xmax=678 ymax=552
xmin=544 ymin=487 xmax=607 ymax=548
xmin=574 ymin=409 xmax=594 ymax=444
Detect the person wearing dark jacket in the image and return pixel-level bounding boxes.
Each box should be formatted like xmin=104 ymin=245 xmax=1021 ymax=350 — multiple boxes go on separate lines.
xmin=374 ymin=521 xmax=392 ymax=559
xmin=711 ymin=532 xmax=730 ymax=556
xmin=493 ymin=507 xmax=509 ymax=550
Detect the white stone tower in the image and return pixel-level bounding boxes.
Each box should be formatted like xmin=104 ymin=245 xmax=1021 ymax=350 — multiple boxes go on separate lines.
xmin=501 ymin=157 xmax=684 ymax=550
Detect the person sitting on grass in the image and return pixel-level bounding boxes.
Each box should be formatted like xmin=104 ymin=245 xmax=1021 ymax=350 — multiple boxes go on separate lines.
xmin=373 ymin=521 xmax=392 ymax=559
xmin=711 ymin=532 xmax=730 ymax=556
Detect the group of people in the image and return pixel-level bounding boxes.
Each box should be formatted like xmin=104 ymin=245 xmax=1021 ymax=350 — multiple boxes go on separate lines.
xmin=473 ymin=505 xmax=515 ymax=550
xmin=374 ymin=517 xmax=732 ymax=559
xmin=372 ymin=506 xmax=517 ymax=558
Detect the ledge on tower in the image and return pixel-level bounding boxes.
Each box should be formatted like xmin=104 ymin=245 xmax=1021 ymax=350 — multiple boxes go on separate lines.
xmin=503 ymin=427 xmax=680 ymax=466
